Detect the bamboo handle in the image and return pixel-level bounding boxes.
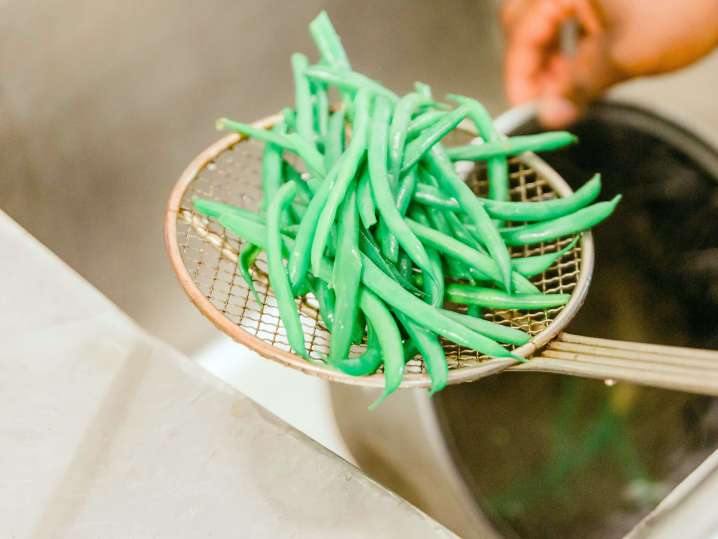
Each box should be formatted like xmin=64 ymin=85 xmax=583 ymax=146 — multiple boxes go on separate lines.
xmin=511 ymin=333 xmax=718 ymax=396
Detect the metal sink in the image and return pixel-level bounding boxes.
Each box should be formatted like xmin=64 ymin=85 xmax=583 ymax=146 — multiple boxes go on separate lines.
xmin=331 ymin=102 xmax=718 ymax=539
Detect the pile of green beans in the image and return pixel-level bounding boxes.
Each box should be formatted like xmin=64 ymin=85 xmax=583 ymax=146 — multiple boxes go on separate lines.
xmin=194 ymin=11 xmax=620 ymax=405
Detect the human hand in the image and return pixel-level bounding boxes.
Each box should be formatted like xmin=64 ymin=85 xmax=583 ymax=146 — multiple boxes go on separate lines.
xmin=502 ymin=0 xmax=718 ymax=127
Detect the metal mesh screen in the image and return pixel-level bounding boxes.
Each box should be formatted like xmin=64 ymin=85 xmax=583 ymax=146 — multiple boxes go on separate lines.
xmin=176 ymin=134 xmax=582 ymax=374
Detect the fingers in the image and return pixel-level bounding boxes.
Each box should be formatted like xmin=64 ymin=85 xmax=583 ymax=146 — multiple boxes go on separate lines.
xmin=503 ymin=0 xmax=613 ymax=127
xmin=503 ymin=0 xmax=576 ymax=105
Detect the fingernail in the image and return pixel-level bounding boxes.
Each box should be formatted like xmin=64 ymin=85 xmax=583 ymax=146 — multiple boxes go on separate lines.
xmin=539 ymin=98 xmax=578 ymax=128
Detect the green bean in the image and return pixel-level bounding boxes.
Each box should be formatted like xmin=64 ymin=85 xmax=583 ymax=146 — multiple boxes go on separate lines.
xmin=325 ymin=109 xmax=346 ymax=170
xmin=401 ymin=105 xmax=470 ymax=172
xmin=291 ymin=53 xmax=315 ymax=145
xmin=193 ymin=197 xmax=263 ymax=222
xmin=424 ymin=145 xmax=513 ymax=291
xmin=304 ymin=65 xmax=398 ymax=102
xmin=413 ymin=173 xmax=602 ymax=222
xmin=311 ymin=89 xmax=372 ymax=276
xmin=312 ymin=277 xmax=335 ymax=331
xmin=407 ymin=110 xmax=445 ymax=139
xmin=397 ymin=312 xmax=447 ymax=394
xmin=331 ymin=185 xmax=362 ymax=361
xmin=285 ymin=133 xmax=326 ymax=178
xmin=368 ymin=96 xmax=440 ymax=298
xmin=414 ymin=81 xmax=432 ymax=98
xmin=309 ymin=11 xmax=351 ymax=70
xmin=512 ymin=237 xmax=579 ymax=277
xmin=266 ymin=181 xmax=306 ymax=356
xmin=466 ymin=305 xmax=483 ymax=318
xmin=447 ymin=284 xmax=571 ymax=310
xmin=447 ymin=132 xmax=578 ymax=161
xmin=239 ymin=243 xmax=262 ymax=304
xmin=395 ymin=167 xmax=418 ymax=214
xmin=363 ymin=292 xmax=405 ymax=409
xmin=389 ymin=93 xmax=431 ymax=182
xmin=327 ymin=323 xmax=383 ymax=377
xmin=282 ymin=107 xmax=296 ymax=132
xmin=501 ymin=196 xmax=622 ymax=246
xmin=216 ymin=118 xmax=293 ymax=148
xmin=360 ymin=257 xmax=516 ymax=358
xmin=441 ymin=309 xmax=530 ymax=346
xmin=409 ymin=207 xmax=445 ymax=306
xmin=359 ymin=228 xmax=422 ymax=295
xmin=217 ymin=118 xmax=326 ymax=179
xmin=313 ymin=83 xmax=329 ymax=142
xmin=357 ymin=168 xmax=377 ymax=228
xmin=288 ymin=167 xmax=334 ymax=293
xmin=405 ymin=217 xmax=539 ymax=294
xmin=261 ymin=123 xmax=285 ymax=215
xmin=448 ymin=94 xmax=509 ymax=202
xmin=380 ymin=167 xmax=418 ymax=262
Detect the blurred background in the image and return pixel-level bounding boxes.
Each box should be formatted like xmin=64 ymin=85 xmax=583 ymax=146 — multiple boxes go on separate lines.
xmin=3 ymin=1 xmax=718 ymax=538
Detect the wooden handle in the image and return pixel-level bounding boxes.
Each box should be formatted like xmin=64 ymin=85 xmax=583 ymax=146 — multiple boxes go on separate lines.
xmin=511 ymin=333 xmax=718 ymax=396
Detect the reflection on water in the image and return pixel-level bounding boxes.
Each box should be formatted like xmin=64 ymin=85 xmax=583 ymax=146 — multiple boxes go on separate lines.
xmin=435 ymin=104 xmax=718 ymax=538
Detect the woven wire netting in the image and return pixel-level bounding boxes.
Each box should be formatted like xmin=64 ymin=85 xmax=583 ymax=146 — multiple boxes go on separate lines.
xmin=176 ymin=133 xmax=582 ymax=375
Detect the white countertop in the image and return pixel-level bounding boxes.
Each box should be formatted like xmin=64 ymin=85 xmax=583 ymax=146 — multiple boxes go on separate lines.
xmin=0 ymin=211 xmax=456 ymax=539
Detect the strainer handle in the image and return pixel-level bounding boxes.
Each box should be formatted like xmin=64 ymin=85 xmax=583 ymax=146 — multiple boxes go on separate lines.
xmin=512 ymin=333 xmax=718 ymax=396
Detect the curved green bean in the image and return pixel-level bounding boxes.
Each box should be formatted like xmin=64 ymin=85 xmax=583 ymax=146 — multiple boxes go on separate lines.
xmin=261 ymin=123 xmax=285 ymax=215
xmin=324 ymin=109 xmax=346 ymax=170
xmin=413 ymin=173 xmax=602 ymax=222
xmin=407 ymin=110 xmax=445 ymax=139
xmin=401 ymin=105 xmax=469 ymax=172
xmin=357 ymin=168 xmax=377 ymax=229
xmin=511 ymin=237 xmax=579 ymax=277
xmin=217 ymin=118 xmax=326 ymax=179
xmin=193 ymin=197 xmax=263 ymax=222
xmin=447 ymin=131 xmax=578 ymax=161
xmin=380 ymin=166 xmax=418 ymax=262
xmin=327 ymin=323 xmax=383 ymax=377
xmin=441 ymin=309 xmax=530 ymax=346
xmin=309 ymin=11 xmax=351 ymax=70
xmin=397 ymin=312 xmax=448 ymax=395
xmin=313 ymin=83 xmax=329 ymax=142
xmin=288 ymin=169 xmax=333 ymax=292
xmin=291 ymin=53 xmax=315 ymax=145
xmin=285 ymin=133 xmax=326 ymax=178
xmin=304 ymin=65 xmax=398 ymax=102
xmin=331 ymin=185 xmax=362 ymax=361
xmin=311 ymin=89 xmax=372 ymax=276
xmin=239 ymin=243 xmax=262 ymax=304
xmin=447 ymin=284 xmax=571 ymax=310
xmin=311 ymin=277 xmax=336 ymax=331
xmin=364 ymin=293 xmax=406 ymax=410
xmin=447 ymin=94 xmax=509 ymax=202
xmin=266 ymin=181 xmax=306 ymax=357
xmin=501 ymin=196 xmax=622 ymax=246
xmin=389 ymin=93 xmax=431 ymax=182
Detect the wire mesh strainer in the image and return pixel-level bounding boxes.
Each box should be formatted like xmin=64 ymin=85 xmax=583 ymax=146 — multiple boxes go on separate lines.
xmin=165 ymin=114 xmax=718 ymax=393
